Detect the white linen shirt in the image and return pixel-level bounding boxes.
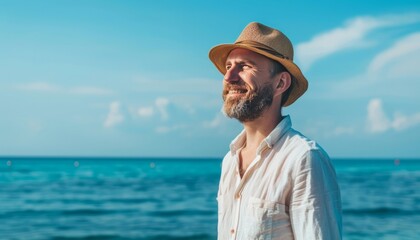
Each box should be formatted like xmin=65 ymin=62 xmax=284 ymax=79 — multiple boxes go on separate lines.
xmin=217 ymin=116 xmax=342 ymax=240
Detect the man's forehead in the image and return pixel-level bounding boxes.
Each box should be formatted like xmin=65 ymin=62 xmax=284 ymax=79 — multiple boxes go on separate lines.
xmin=226 ymin=48 xmax=271 ymax=63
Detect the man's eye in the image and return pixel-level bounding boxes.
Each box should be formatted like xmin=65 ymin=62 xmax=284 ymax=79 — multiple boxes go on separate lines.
xmin=226 ymin=65 xmax=232 ymax=70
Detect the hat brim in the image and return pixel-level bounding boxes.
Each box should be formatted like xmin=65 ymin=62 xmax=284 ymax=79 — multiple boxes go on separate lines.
xmin=209 ymin=43 xmax=308 ymax=107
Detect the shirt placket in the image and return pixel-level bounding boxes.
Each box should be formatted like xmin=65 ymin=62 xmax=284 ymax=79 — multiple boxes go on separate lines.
xmin=230 ymin=166 xmax=241 ymax=240
xmin=230 ymin=153 xmax=263 ymax=239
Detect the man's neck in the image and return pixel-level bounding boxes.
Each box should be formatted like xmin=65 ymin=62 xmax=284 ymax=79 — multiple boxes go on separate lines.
xmin=242 ymin=112 xmax=283 ymax=151
xmin=237 ymin=112 xmax=283 ymax=177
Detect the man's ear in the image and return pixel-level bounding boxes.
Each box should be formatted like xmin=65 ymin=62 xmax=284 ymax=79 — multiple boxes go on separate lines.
xmin=274 ymin=72 xmax=291 ymax=97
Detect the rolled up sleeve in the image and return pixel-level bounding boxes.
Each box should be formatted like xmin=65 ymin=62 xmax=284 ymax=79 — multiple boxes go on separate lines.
xmin=289 ymin=149 xmax=342 ymax=240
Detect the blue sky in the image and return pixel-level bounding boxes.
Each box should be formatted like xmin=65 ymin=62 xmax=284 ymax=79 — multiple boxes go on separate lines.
xmin=1 ymin=1 xmax=419 ymax=158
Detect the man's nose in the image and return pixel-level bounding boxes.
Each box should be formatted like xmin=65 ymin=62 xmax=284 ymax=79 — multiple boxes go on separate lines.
xmin=224 ymin=66 xmax=240 ymax=83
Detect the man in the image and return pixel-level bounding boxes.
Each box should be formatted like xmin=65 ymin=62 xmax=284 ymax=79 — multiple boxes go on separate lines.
xmin=209 ymin=22 xmax=342 ymax=239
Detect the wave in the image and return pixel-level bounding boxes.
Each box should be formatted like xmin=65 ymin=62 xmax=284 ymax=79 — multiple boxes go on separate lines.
xmin=147 ymin=209 xmax=216 ymax=217
xmin=142 ymin=234 xmax=215 ymax=240
xmin=344 ymin=207 xmax=420 ymax=216
xmin=61 ymin=209 xmax=119 ymax=216
xmin=2 ymin=208 xmax=216 ymax=218
xmin=22 ymin=197 xmax=160 ymax=205
xmin=50 ymin=234 xmax=128 ymax=240
xmin=108 ymin=197 xmax=160 ymax=204
xmin=49 ymin=233 xmax=215 ymax=240
xmin=1 ymin=208 xmax=125 ymax=217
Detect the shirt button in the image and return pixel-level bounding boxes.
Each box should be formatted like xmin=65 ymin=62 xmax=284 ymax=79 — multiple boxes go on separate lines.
xmin=230 ymin=228 xmax=235 ymax=234
xmin=235 ymin=194 xmax=240 ymax=199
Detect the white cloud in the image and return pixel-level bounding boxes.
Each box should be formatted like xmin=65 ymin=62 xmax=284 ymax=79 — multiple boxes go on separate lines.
xmin=16 ymin=82 xmax=114 ymax=96
xmin=156 ymin=126 xmax=170 ymax=134
xmin=17 ymin=82 xmax=60 ymax=92
xmin=136 ymin=97 xmax=173 ymax=120
xmin=69 ymin=86 xmax=114 ymax=95
xmin=368 ymin=32 xmax=420 ymax=74
xmin=155 ymin=97 xmax=170 ymax=120
xmin=322 ymin=32 xmax=420 ymax=100
xmin=333 ymin=126 xmax=355 ymax=136
xmin=296 ymin=13 xmax=420 ymax=70
xmin=301 ymin=119 xmax=356 ymax=138
xmin=366 ymin=98 xmax=420 ymax=133
xmin=155 ymin=124 xmax=185 ymax=134
xmin=392 ymin=112 xmax=420 ymax=130
xmin=138 ymin=107 xmax=154 ymax=118
xmin=133 ymin=77 xmax=220 ymax=94
xmin=104 ymin=101 xmax=124 ymax=128
xmin=203 ymin=113 xmax=225 ymax=128
xmin=132 ymin=77 xmax=221 ymax=109
xmin=367 ymin=98 xmax=391 ymax=133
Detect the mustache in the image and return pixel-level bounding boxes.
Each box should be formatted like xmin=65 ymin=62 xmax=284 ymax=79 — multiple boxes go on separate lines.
xmin=223 ymin=82 xmax=249 ymax=93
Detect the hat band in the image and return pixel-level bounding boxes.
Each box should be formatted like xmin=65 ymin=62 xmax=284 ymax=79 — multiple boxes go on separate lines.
xmin=235 ymin=40 xmax=290 ymax=60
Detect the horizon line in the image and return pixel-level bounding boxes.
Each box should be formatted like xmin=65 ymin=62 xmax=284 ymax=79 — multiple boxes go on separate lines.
xmin=0 ymin=155 xmax=419 ymax=161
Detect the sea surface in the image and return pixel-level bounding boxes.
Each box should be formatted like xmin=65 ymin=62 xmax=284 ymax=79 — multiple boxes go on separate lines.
xmin=1 ymin=157 xmax=419 ymax=240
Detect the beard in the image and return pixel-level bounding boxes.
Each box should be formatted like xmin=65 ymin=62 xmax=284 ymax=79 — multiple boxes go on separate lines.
xmin=222 ymin=82 xmax=274 ymax=122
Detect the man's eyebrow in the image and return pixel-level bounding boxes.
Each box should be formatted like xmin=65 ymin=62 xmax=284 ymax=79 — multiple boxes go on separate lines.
xmin=226 ymin=59 xmax=258 ymax=66
xmin=242 ymin=59 xmax=257 ymax=66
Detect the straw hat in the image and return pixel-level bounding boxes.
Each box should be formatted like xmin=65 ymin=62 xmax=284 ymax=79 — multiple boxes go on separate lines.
xmin=209 ymin=22 xmax=308 ymax=107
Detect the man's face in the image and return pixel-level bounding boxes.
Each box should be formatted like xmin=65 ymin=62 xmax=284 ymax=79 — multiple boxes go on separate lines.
xmin=222 ymin=48 xmax=276 ymax=122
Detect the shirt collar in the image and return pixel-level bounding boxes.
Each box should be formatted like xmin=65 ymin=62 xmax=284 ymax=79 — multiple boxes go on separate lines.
xmin=229 ymin=115 xmax=292 ymax=154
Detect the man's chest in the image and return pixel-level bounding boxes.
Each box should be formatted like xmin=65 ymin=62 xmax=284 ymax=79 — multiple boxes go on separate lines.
xmin=218 ymin=162 xmax=295 ymax=240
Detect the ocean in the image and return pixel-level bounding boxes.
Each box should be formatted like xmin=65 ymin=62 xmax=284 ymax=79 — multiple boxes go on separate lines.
xmin=1 ymin=157 xmax=419 ymax=240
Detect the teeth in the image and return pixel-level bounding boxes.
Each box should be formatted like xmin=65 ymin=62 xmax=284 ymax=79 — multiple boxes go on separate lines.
xmin=229 ymin=89 xmax=246 ymax=94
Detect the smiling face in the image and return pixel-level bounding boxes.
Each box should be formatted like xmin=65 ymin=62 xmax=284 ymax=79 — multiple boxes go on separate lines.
xmin=222 ymin=48 xmax=277 ymax=122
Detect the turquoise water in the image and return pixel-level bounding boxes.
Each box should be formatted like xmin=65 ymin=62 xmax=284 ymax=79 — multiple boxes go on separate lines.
xmin=1 ymin=157 xmax=419 ymax=239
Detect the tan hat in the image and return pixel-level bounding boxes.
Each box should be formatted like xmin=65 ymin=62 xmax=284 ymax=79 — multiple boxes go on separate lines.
xmin=209 ymin=22 xmax=308 ymax=107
